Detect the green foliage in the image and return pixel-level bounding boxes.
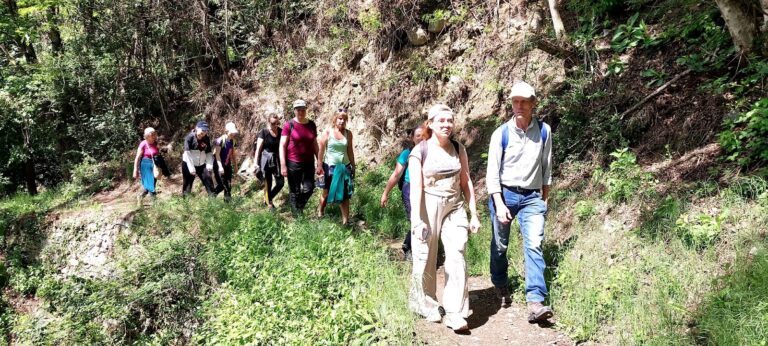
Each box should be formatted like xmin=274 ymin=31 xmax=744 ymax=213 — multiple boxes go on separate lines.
xmin=696 ymin=251 xmax=768 ymax=345
xmin=198 ymin=211 xmax=411 ymax=344
xmin=674 ymin=210 xmax=727 ymax=249
xmin=358 ymin=8 xmax=382 ymax=34
xmin=670 ymin=10 xmax=733 ymax=72
xmin=606 ymin=58 xmax=626 ymax=76
xmin=409 ymin=56 xmax=437 ymax=85
xmin=601 ymin=148 xmax=653 ymax=203
xmin=638 ymin=196 xmax=682 ymax=239
xmin=68 ymin=156 xmax=120 ymax=194
xmin=352 ymin=165 xmax=409 ymax=239
xmin=574 ymin=201 xmax=596 ymax=220
xmin=17 ymin=232 xmax=207 ymax=344
xmin=640 ymin=69 xmax=667 ymax=88
xmin=720 ymin=98 xmax=768 ymax=168
xmin=611 ymin=13 xmax=662 ymax=52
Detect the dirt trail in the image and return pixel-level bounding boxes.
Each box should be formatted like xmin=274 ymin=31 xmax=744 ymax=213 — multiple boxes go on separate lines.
xmin=416 ymin=267 xmax=573 ymax=345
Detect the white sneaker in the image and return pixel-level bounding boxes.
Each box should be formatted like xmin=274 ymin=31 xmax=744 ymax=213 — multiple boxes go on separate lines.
xmin=444 ymin=313 xmax=468 ymax=331
xmin=425 ymin=308 xmax=442 ymax=323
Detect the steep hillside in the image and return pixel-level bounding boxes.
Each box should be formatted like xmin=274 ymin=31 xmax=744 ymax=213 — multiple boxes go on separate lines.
xmin=2 ymin=0 xmax=768 ymax=344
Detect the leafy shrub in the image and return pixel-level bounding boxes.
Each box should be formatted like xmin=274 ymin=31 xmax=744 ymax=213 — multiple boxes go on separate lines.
xmin=602 ymin=148 xmax=653 ymax=203
xmin=68 ymin=156 xmax=120 ymax=194
xmin=719 ymin=98 xmax=768 ymax=168
xmin=675 ymin=210 xmax=727 ymax=249
xmin=574 ymin=200 xmax=596 ymax=220
xmin=358 ymin=8 xmax=382 ymax=34
xmin=409 ymin=56 xmax=438 ymax=85
xmin=611 ymin=13 xmax=661 ymax=52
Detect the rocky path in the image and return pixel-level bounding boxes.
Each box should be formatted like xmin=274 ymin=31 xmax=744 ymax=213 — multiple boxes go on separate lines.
xmin=416 ymin=267 xmax=573 ymax=346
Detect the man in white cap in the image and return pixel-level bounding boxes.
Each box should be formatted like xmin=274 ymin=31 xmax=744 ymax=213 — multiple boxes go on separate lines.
xmin=486 ymin=81 xmax=554 ymax=323
xmin=213 ymin=121 xmax=239 ymax=201
xmin=279 ymin=99 xmax=319 ymax=213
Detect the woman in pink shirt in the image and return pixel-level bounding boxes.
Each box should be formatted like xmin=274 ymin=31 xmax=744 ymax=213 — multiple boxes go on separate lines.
xmin=133 ymin=127 xmax=160 ymax=204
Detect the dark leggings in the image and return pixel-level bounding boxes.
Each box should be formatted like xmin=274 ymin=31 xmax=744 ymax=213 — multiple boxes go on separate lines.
xmin=401 ymin=182 xmax=412 ymax=252
xmin=213 ymin=161 xmax=233 ymax=200
xmin=264 ymin=165 xmax=285 ymax=204
xmin=182 ymin=164 xmax=215 ymax=197
xmin=286 ymin=160 xmax=315 ymax=212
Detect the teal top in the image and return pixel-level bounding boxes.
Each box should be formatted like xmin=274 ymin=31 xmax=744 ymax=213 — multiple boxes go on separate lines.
xmin=398 ymin=149 xmax=411 ymax=183
xmin=324 ymin=130 xmax=350 ymax=165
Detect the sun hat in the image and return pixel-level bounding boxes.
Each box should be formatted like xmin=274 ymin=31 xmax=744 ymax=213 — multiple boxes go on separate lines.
xmin=427 ymin=104 xmax=454 ymax=120
xmin=225 ymin=122 xmax=239 ymax=134
xmin=509 ymin=81 xmax=536 ymax=99
xmin=292 ymin=99 xmax=307 ymax=109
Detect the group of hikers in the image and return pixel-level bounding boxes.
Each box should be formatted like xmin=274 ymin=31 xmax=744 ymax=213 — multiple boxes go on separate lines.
xmin=131 ymin=81 xmax=554 ymax=332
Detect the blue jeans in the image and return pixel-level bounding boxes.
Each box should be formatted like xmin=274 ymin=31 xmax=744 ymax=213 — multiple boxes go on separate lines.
xmin=489 ymin=187 xmax=548 ymax=302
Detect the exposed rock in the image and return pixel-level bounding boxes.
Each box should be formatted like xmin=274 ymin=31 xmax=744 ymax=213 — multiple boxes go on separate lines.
xmin=449 ymin=38 xmax=472 ymax=58
xmin=427 ymin=18 xmax=448 ymax=33
xmin=407 ymin=26 xmax=430 ymax=46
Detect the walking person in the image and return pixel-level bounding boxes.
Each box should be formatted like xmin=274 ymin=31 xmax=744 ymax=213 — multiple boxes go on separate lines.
xmin=317 ymin=109 xmax=356 ymax=225
xmin=279 ymin=99 xmax=319 ymax=214
xmin=213 ymin=122 xmax=239 ymax=201
xmin=380 ymin=124 xmax=426 ymax=257
xmin=486 ymin=81 xmax=554 ymax=323
xmin=132 ymin=127 xmax=161 ymax=205
xmin=182 ymin=121 xmax=216 ymax=197
xmin=409 ymin=104 xmax=481 ymax=332
xmin=254 ymin=111 xmax=285 ymax=209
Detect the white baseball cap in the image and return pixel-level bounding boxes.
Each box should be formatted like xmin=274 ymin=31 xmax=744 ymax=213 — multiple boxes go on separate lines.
xmin=144 ymin=127 xmax=156 ymax=136
xmin=293 ymin=99 xmax=307 ymax=109
xmin=509 ymin=81 xmax=536 ymax=99
xmin=427 ymin=104 xmax=454 ymax=120
xmin=225 ymin=122 xmax=238 ymax=134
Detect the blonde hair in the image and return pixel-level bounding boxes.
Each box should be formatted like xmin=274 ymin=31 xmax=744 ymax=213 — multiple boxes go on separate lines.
xmin=331 ymin=110 xmax=349 ymax=129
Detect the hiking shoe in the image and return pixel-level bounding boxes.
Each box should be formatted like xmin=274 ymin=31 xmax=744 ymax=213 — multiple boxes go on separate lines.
xmin=495 ymin=286 xmax=511 ymax=306
xmin=444 ymin=313 xmax=469 ymax=332
xmin=527 ymin=302 xmax=554 ymax=323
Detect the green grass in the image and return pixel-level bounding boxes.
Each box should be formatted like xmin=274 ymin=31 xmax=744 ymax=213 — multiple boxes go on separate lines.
xmin=549 ymin=175 xmax=768 ymax=344
xmin=7 ymin=169 xmax=414 ymax=344
xmin=696 ymin=250 xmax=768 ymax=344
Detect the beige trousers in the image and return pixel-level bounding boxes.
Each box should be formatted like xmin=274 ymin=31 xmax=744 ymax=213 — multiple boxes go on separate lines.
xmin=409 ymin=192 xmax=470 ymax=318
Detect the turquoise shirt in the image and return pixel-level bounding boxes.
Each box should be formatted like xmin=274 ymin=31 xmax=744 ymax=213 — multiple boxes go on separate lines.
xmin=398 ymin=149 xmax=411 ymax=183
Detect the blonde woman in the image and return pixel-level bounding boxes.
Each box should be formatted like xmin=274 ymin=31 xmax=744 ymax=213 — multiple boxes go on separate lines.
xmin=408 ymin=104 xmax=481 ymax=331
xmin=133 ymin=127 xmax=160 ymax=204
xmin=316 ymin=109 xmax=356 ymax=225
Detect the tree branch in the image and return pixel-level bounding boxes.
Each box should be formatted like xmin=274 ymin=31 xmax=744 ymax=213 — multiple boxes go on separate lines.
xmin=619 ymin=69 xmax=692 ymax=120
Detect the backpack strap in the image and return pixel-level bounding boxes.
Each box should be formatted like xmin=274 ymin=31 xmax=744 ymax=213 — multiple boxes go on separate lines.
xmin=499 ymin=123 xmax=509 ymax=165
xmin=421 ymin=139 xmax=461 ymax=163
xmin=538 ymin=119 xmax=548 ymax=144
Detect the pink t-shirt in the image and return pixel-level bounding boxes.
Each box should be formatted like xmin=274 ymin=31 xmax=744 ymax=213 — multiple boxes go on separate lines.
xmin=281 ymin=120 xmax=317 ymax=163
xmin=139 ymin=140 xmax=159 ymax=159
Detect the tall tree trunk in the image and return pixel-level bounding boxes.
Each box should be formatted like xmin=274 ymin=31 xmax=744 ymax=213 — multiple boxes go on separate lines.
xmin=715 ymin=0 xmax=758 ymax=54
xmin=761 ymin=0 xmax=768 ymax=32
xmin=23 ymin=156 xmax=37 ymax=195
xmin=548 ymin=0 xmax=567 ymax=41
xmin=48 ymin=7 xmax=63 ymax=54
